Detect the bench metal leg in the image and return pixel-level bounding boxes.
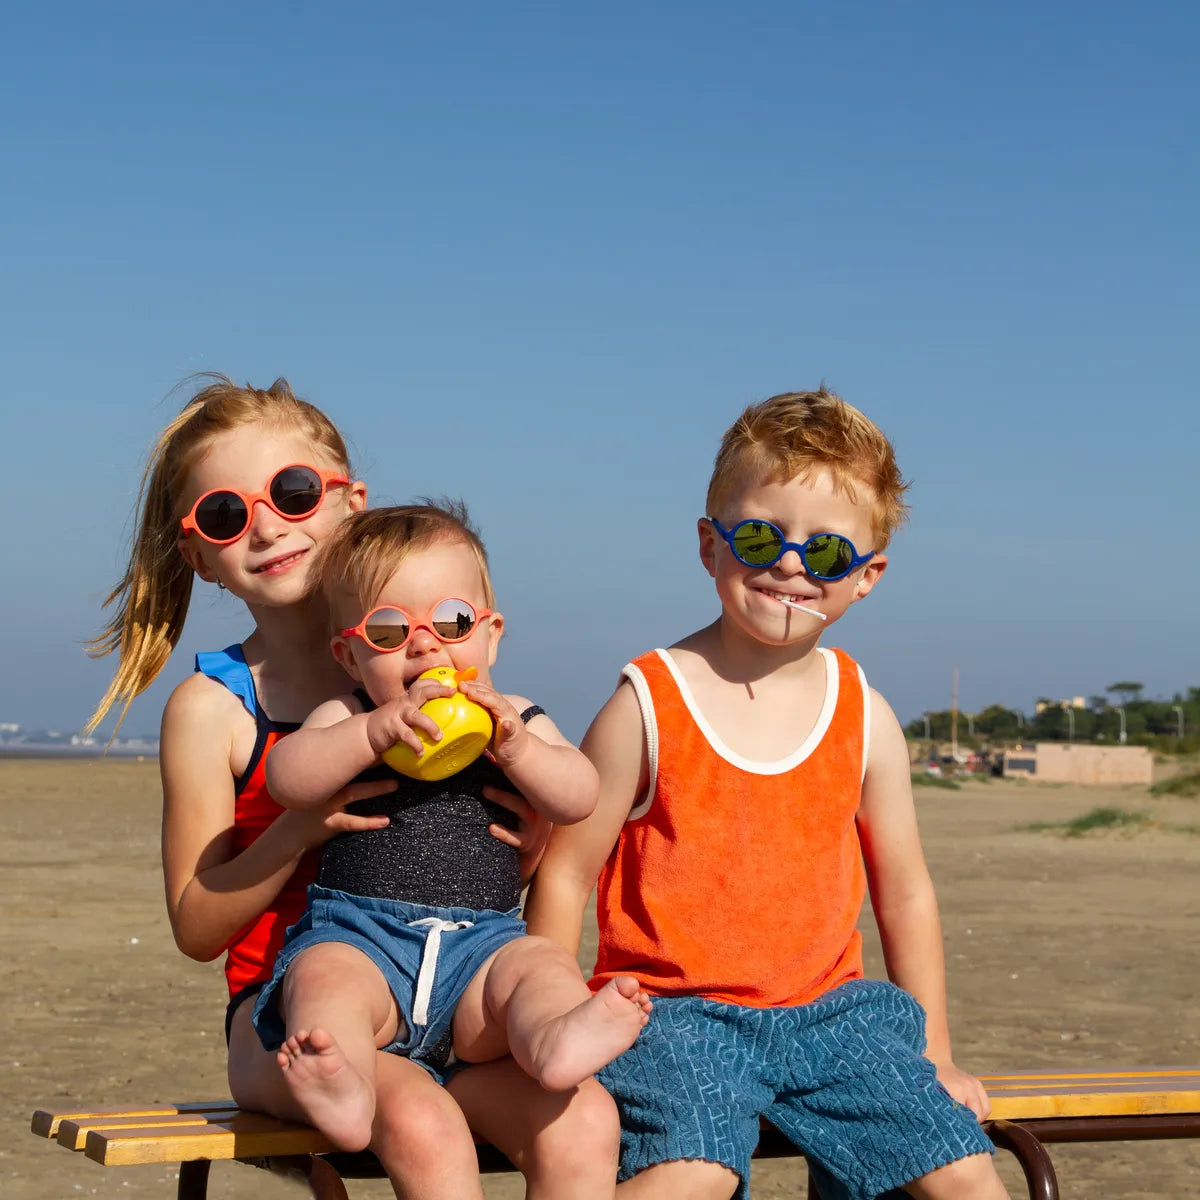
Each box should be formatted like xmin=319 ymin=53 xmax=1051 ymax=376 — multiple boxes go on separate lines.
xmin=177 ymin=1159 xmax=210 ymax=1200
xmin=985 ymin=1119 xmax=1060 ymax=1200
xmin=266 ymin=1154 xmax=352 ymax=1200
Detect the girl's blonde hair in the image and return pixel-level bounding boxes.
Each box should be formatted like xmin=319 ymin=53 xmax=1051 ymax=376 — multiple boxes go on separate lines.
xmin=85 ymin=374 xmax=351 ymax=734
xmin=319 ymin=503 xmax=494 ymax=627
xmin=706 ymin=388 xmax=911 ymax=550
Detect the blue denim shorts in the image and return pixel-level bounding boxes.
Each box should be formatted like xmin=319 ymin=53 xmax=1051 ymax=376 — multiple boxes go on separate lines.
xmin=251 ymin=885 xmax=525 ymax=1078
xmin=596 ymin=979 xmax=994 ymax=1200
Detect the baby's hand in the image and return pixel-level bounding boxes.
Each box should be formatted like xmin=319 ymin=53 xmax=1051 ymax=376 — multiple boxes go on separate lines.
xmin=365 ymin=676 xmax=456 ymax=759
xmin=459 ymin=679 xmax=529 ymax=769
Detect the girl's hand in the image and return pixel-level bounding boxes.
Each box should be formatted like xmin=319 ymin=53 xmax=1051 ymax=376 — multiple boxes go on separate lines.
xmin=278 ymin=777 xmax=397 ymax=850
xmin=459 ymin=679 xmax=529 ymax=769
xmin=364 ymin=677 xmax=456 ymax=758
xmin=482 ymin=784 xmax=552 ymax=883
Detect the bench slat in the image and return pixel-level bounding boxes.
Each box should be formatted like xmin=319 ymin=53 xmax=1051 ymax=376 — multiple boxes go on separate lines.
xmin=58 ymin=1111 xmax=241 ymax=1151
xmin=981 ymin=1070 xmax=1200 ymax=1121
xmin=31 ymin=1101 xmax=234 ymax=1140
xmin=32 ymin=1069 xmax=1200 ymax=1169
xmin=83 ymin=1114 xmax=335 ymax=1166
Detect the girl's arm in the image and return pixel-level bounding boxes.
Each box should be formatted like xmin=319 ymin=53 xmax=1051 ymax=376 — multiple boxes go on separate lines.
xmin=459 ymin=678 xmax=599 ymax=825
xmin=857 ymin=687 xmax=991 ymax=1120
xmin=161 ymin=674 xmax=391 ymax=961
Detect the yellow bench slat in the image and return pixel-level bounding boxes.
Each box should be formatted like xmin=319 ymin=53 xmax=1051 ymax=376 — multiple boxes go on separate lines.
xmin=32 ymin=1101 xmax=234 ymax=1140
xmin=980 ymin=1070 xmax=1200 ymax=1121
xmin=83 ymin=1113 xmax=334 ymax=1166
xmin=58 ymin=1110 xmax=241 ymax=1150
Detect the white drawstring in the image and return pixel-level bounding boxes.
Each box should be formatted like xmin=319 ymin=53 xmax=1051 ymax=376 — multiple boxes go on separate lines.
xmin=406 ymin=917 xmax=474 ymax=1027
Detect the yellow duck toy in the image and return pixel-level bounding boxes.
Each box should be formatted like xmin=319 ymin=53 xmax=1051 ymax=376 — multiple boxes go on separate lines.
xmin=381 ymin=665 xmax=495 ymax=782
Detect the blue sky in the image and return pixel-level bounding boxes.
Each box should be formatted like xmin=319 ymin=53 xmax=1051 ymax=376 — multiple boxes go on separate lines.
xmin=3 ymin=1 xmax=1196 ymax=741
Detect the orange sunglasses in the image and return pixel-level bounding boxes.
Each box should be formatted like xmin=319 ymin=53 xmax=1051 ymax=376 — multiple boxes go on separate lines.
xmin=339 ymin=598 xmax=493 ymax=652
xmin=180 ymin=464 xmax=350 ymax=545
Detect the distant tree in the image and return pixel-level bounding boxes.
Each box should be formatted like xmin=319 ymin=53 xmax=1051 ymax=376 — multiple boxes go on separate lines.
xmin=974 ymin=704 xmax=1023 ymax=739
xmin=1088 ymin=694 xmax=1109 ymax=713
xmin=1107 ymin=681 xmax=1145 ymax=706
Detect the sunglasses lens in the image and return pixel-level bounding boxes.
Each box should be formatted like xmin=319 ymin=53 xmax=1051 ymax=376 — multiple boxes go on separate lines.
xmin=363 ymin=607 xmax=411 ymax=650
xmin=732 ymin=521 xmax=783 ymax=566
xmin=270 ymin=466 xmax=325 ymax=516
xmin=430 ymin=599 xmax=479 ymax=642
xmin=194 ymin=492 xmax=249 ymax=542
xmin=804 ymin=535 xmax=854 ymax=579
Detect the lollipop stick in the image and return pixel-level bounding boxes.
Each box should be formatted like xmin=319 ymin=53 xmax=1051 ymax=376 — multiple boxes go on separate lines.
xmin=779 ymin=598 xmax=827 ymax=621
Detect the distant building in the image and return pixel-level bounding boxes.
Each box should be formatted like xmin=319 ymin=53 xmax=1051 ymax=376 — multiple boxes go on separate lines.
xmin=1002 ymin=743 xmax=1153 ymax=786
xmin=1034 ymin=697 xmax=1086 ymax=714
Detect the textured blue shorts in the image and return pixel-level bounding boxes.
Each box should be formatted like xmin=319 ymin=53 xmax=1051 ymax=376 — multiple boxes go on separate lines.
xmin=251 ymin=885 xmax=525 ymax=1079
xmin=596 ymin=979 xmax=994 ymax=1200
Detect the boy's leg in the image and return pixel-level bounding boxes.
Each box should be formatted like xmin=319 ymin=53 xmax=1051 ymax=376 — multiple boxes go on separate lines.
xmin=764 ymin=980 xmax=1002 ymax=1200
xmin=273 ymin=941 xmax=403 ymax=1150
xmin=451 ymin=934 xmax=651 ymax=1091
xmin=615 ymin=1160 xmax=739 ymax=1199
xmin=449 ymin=1057 xmax=621 ymax=1200
xmin=901 ymin=1154 xmax=1009 ymax=1199
xmin=596 ymin=996 xmax=766 ymax=1200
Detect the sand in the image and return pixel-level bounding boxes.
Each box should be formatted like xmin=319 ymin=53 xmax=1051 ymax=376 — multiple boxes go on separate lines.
xmin=5 ymin=759 xmax=1198 ymax=1198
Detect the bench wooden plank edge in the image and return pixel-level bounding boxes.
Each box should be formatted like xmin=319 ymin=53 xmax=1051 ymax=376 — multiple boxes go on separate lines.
xmin=31 ymin=1101 xmax=237 ymax=1140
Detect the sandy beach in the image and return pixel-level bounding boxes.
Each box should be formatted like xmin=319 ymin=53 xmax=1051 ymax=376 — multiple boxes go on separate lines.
xmin=5 ymin=758 xmax=1198 ymax=1198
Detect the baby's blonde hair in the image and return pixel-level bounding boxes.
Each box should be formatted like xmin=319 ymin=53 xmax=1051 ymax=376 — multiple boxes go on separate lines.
xmin=319 ymin=503 xmax=494 ymax=629
xmin=86 ymin=374 xmax=351 ymax=734
xmin=706 ymin=388 xmax=910 ymax=550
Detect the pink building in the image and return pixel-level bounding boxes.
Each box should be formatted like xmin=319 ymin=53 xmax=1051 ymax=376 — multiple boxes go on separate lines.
xmin=1002 ymin=743 xmax=1153 ymax=786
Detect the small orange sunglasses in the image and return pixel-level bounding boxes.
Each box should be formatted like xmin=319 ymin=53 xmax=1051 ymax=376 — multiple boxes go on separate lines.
xmin=339 ymin=598 xmax=493 ymax=652
xmin=180 ymin=464 xmax=350 ymax=545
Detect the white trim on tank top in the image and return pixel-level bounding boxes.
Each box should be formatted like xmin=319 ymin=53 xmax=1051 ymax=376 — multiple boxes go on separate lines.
xmin=622 ymin=646 xmax=861 ymax=820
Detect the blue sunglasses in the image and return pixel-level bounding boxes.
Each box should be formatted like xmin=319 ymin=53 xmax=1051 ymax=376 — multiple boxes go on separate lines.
xmin=709 ymin=518 xmax=874 ymax=581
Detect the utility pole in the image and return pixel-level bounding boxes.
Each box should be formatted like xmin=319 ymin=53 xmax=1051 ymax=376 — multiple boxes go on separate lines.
xmin=951 ymin=666 xmax=959 ymax=760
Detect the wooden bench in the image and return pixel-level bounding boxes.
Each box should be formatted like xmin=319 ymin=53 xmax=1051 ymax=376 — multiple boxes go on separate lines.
xmin=31 ymin=1068 xmax=1200 ymax=1200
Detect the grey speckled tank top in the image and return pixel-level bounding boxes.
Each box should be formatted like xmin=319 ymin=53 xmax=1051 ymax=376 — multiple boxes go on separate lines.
xmin=316 ymin=695 xmax=544 ymax=912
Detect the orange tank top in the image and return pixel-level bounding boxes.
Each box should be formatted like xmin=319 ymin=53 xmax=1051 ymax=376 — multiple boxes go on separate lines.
xmin=591 ymin=646 xmax=870 ymax=1008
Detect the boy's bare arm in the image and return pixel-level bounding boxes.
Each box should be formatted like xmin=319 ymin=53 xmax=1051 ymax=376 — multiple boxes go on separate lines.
xmin=858 ymin=688 xmax=991 ymax=1120
xmin=524 ymin=682 xmax=647 ymax=955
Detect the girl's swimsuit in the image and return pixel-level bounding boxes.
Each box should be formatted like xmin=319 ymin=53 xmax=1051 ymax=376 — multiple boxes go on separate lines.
xmin=193 ymin=645 xmax=316 ymax=1037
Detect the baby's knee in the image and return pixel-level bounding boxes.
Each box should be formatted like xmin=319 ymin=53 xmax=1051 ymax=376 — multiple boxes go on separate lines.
xmin=489 ymin=933 xmax=582 ymax=990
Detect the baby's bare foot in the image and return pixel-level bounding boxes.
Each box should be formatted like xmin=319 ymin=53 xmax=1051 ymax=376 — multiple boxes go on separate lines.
xmin=277 ymin=1028 xmax=374 ymax=1151
xmin=530 ymin=976 xmax=653 ymax=1091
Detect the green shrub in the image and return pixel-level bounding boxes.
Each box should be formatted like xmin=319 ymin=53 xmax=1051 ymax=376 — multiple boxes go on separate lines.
xmin=911 ymin=772 xmax=961 ymax=790
xmin=1150 ymin=771 xmax=1200 ymax=798
xmin=1019 ymin=807 xmax=1150 ymax=836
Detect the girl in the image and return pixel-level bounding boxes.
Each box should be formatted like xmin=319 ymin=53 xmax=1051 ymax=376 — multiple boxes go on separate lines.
xmin=87 ymin=375 xmax=621 ymax=1199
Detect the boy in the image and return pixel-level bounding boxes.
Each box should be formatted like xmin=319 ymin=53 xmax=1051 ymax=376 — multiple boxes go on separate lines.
xmin=525 ymin=391 xmax=1008 ymax=1199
